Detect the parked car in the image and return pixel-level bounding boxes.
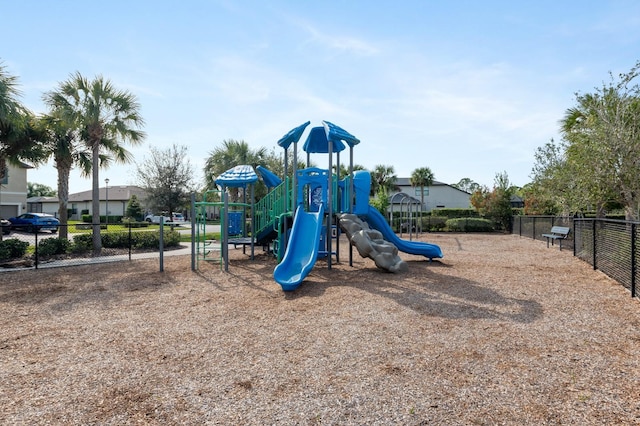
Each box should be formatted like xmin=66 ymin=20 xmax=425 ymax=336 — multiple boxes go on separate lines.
xmin=8 ymin=213 xmax=60 ymax=233
xmin=1 ymin=219 xmax=10 ymax=235
xmin=172 ymin=213 xmax=185 ymax=223
xmin=144 ymin=213 xmax=171 ymax=224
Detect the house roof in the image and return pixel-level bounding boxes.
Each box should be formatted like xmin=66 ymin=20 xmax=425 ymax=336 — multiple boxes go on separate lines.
xmin=27 ymin=196 xmax=59 ymax=203
xmin=393 ymin=178 xmax=472 ymax=195
xmin=395 ymin=177 xmax=448 ymax=187
xmin=68 ymin=185 xmax=147 ymax=202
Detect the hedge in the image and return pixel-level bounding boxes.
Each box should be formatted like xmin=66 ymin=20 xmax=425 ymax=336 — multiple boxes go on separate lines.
xmin=446 ymin=218 xmax=494 ymax=232
xmin=0 ymin=239 xmax=29 ymax=261
xmin=72 ymin=230 xmax=181 ymax=252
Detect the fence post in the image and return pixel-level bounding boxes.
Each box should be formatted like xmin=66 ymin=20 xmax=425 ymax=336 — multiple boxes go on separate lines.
xmin=518 ymin=216 xmax=522 ymax=236
xmin=571 ymin=218 xmax=577 ymax=257
xmin=34 ymin=231 xmax=39 ymax=269
xmin=592 ymin=219 xmax=597 ymax=271
xmin=632 ymin=223 xmax=636 ymax=298
xmin=533 ymin=217 xmax=536 ymax=241
xmin=159 ymin=217 xmax=164 ymax=272
xmin=191 ymin=192 xmax=196 ymax=272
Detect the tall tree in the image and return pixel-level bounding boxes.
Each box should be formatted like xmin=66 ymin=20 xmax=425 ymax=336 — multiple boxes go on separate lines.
xmin=410 ymin=166 xmax=434 ymax=208
xmin=370 ymin=164 xmax=397 ymax=196
xmin=203 ymin=139 xmax=267 ymax=201
xmin=471 ymin=172 xmax=514 ymax=231
xmin=452 ymin=177 xmax=480 ymax=194
xmin=0 ymin=62 xmax=45 ymax=182
xmin=0 ymin=62 xmax=45 ymax=242
xmin=35 ymin=112 xmax=93 ymax=239
xmin=559 ymin=62 xmax=640 ymax=220
xmin=27 ymin=182 xmax=57 ymax=198
xmin=136 ymin=144 xmax=195 ymax=217
xmin=45 ymin=73 xmax=145 ymax=254
xmin=528 ymin=138 xmax=573 ymax=215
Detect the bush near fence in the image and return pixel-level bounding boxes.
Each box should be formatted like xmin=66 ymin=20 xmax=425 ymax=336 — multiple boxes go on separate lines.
xmin=446 ymin=218 xmax=494 ymax=232
xmin=0 ymin=225 xmax=182 ymax=266
xmin=430 ymin=208 xmax=479 ymax=218
xmin=81 ymin=214 xmax=125 ymax=223
xmin=0 ymin=239 xmax=29 ymax=261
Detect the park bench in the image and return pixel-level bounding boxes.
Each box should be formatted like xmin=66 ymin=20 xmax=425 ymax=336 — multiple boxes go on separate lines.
xmin=541 ymin=226 xmax=571 ymax=251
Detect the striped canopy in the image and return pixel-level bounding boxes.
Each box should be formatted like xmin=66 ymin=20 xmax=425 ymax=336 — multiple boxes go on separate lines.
xmin=215 ymin=165 xmax=258 ymax=188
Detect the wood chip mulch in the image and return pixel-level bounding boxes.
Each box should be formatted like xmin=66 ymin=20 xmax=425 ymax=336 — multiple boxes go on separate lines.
xmin=1 ymin=233 xmax=639 ymax=425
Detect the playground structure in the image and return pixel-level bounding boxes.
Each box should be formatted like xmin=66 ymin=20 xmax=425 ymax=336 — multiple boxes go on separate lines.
xmin=192 ymin=120 xmax=443 ymax=291
xmin=389 ymin=192 xmax=423 ymax=238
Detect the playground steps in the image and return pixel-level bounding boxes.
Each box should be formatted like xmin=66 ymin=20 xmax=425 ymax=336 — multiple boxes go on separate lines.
xmin=254 ymin=178 xmax=292 ymax=245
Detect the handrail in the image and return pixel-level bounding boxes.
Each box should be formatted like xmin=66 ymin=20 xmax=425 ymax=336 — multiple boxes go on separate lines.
xmin=254 ymin=176 xmax=292 ymax=237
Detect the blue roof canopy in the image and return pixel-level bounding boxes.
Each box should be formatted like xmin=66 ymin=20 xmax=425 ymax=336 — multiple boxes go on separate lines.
xmin=215 ymin=165 xmax=258 ymax=188
xmin=303 ymin=126 xmax=346 ymax=154
xmin=277 ymin=121 xmax=310 ymax=149
xmin=256 ymin=165 xmax=282 ymax=189
xmin=323 ymin=120 xmax=360 ymax=147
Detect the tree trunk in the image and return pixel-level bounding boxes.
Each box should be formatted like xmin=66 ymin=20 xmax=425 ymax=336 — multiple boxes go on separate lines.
xmin=57 ymin=163 xmax=71 ymax=240
xmin=91 ymin=142 xmax=102 ymax=255
xmin=0 ymin=158 xmax=4 ymax=242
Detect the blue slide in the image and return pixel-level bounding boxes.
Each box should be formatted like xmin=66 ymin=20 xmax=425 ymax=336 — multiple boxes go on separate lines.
xmin=363 ymin=205 xmax=443 ymax=260
xmin=273 ymin=204 xmax=324 ymax=291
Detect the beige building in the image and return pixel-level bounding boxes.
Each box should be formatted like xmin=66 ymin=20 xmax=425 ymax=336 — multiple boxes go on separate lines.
xmin=0 ymin=162 xmax=31 ymax=219
xmin=29 ymin=185 xmax=148 ymax=220
xmin=389 ymin=177 xmax=471 ymax=212
xmin=68 ymin=185 xmax=147 ymax=220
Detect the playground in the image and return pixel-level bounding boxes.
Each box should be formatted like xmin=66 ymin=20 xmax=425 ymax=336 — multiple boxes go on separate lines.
xmin=193 ymin=121 xmax=442 ymax=291
xmin=2 ymin=232 xmax=640 ymax=424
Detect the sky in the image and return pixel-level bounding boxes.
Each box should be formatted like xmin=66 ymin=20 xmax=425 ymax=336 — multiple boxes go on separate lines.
xmin=3 ymin=0 xmax=640 ymax=194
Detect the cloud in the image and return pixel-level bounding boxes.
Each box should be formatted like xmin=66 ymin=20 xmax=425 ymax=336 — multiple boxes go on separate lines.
xmin=287 ymin=16 xmax=379 ymax=56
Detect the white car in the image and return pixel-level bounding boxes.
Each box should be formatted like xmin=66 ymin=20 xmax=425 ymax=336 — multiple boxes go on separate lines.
xmin=144 ymin=214 xmax=171 ymax=224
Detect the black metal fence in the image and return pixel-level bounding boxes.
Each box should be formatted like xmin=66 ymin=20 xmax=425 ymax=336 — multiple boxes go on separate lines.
xmin=512 ymin=215 xmax=639 ymax=297
xmin=0 ymin=223 xmax=186 ymax=270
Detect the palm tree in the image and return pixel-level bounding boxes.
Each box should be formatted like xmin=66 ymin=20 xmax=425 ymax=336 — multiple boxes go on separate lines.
xmin=204 ymin=139 xmax=267 ymax=202
xmin=0 ymin=62 xmax=45 ymax=181
xmin=370 ymin=164 xmax=397 ymax=196
xmin=44 ymin=72 xmax=145 ymax=254
xmin=35 ymin=113 xmax=93 ymax=240
xmin=410 ymin=166 xmax=434 ymax=208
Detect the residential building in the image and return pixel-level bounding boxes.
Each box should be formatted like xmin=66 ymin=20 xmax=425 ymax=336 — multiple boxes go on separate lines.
xmin=389 ymin=178 xmax=471 ymax=212
xmin=0 ymin=162 xmax=31 ymax=219
xmin=27 ymin=196 xmax=59 ymax=215
xmin=68 ymin=185 xmax=147 ymax=220
xmin=26 ymin=185 xmax=148 ymax=220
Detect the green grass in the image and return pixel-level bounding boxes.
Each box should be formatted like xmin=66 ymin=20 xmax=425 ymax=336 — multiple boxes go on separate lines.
xmin=181 ymin=232 xmax=221 ymax=243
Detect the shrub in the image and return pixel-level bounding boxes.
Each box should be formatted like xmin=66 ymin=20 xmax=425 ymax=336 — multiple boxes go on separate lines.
xmin=130 ymin=230 xmax=181 ymax=249
xmin=102 ymin=232 xmax=130 ymax=248
xmin=38 ymin=238 xmax=71 ymax=257
xmin=0 ymin=239 xmax=29 ymax=260
xmin=446 ymin=218 xmax=494 ymax=232
xmin=71 ymin=234 xmax=93 ymax=253
xmin=71 ymin=230 xmax=181 ymax=252
xmin=431 ymin=208 xmax=479 ymax=218
xmin=121 ymin=218 xmax=149 ymax=228
xmin=421 ymin=216 xmax=447 ymax=231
